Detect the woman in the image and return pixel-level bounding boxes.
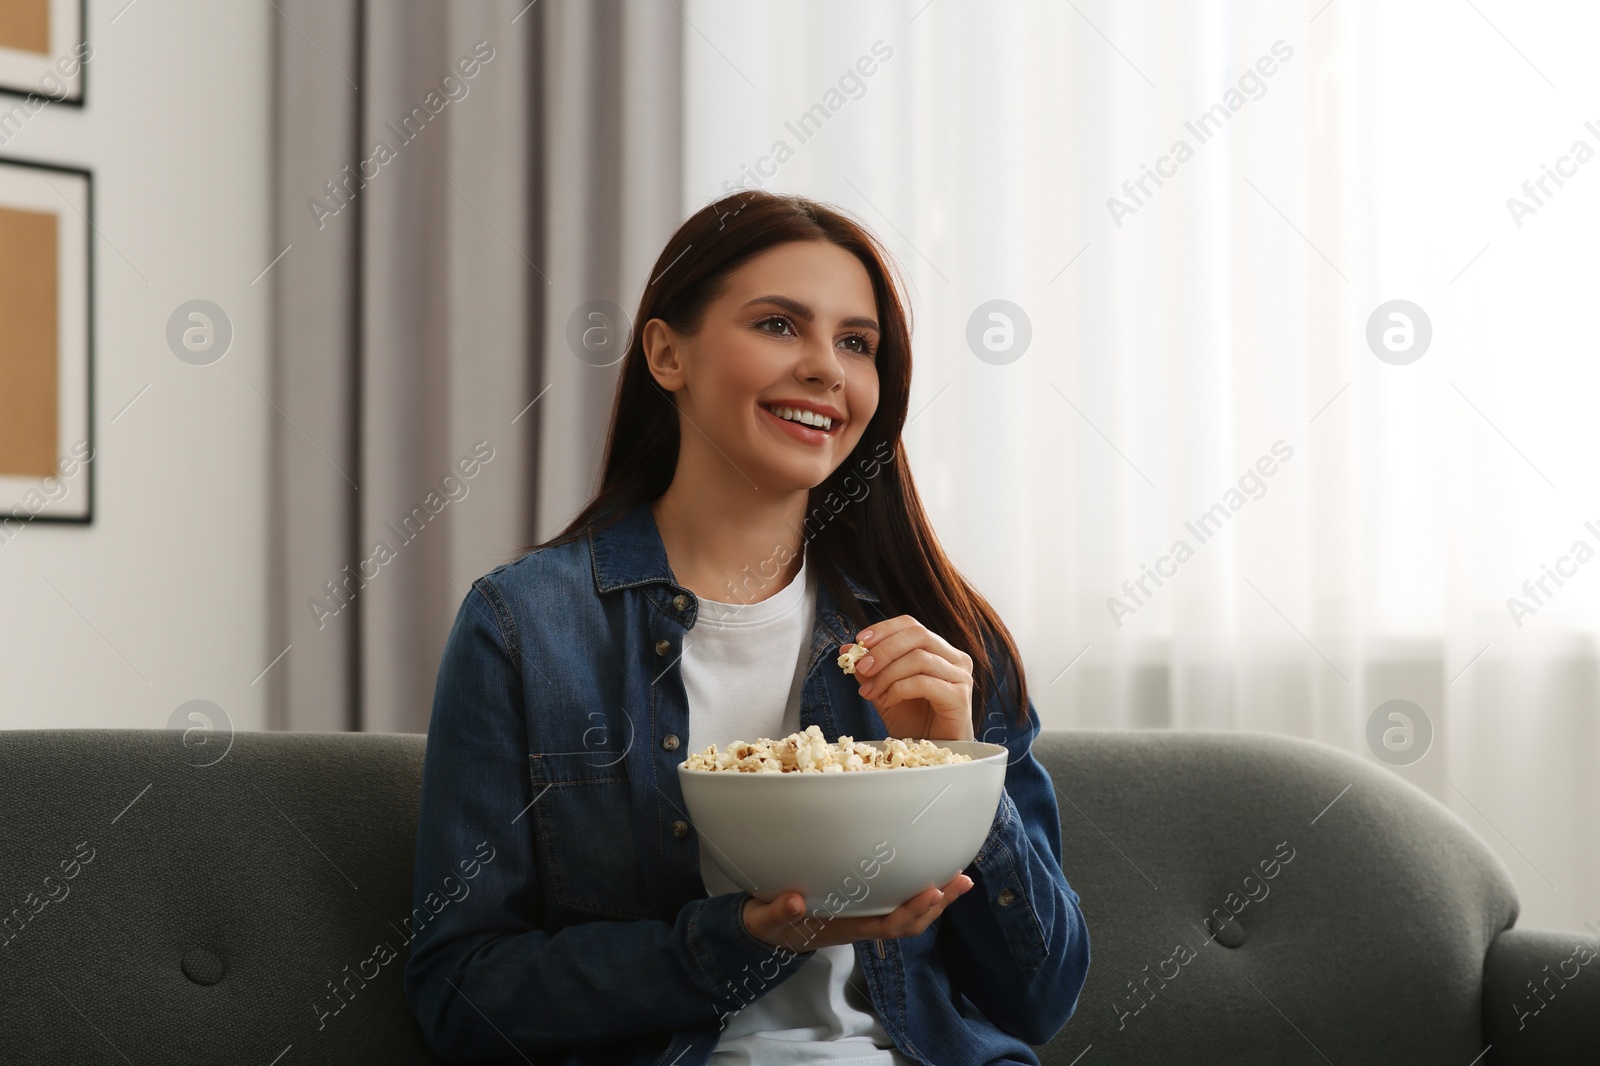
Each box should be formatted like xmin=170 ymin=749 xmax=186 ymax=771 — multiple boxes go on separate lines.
xmin=403 ymin=190 xmax=1090 ymax=1065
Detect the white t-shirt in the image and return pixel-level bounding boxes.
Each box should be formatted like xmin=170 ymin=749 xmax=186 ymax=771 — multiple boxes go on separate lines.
xmin=680 ymin=551 xmax=917 ymax=1065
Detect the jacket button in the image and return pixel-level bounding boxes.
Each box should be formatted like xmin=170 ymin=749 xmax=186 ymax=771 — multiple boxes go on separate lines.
xmin=655 ymin=639 xmax=671 ymax=656
xmin=997 ymin=887 xmax=1015 ymax=907
xmin=673 ymin=594 xmax=689 ymax=611
xmin=671 ymin=820 xmax=689 ymax=838
xmin=662 ymin=733 xmax=680 ymax=750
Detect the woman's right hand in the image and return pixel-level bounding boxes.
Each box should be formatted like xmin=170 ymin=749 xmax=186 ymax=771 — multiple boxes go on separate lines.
xmin=740 ymin=873 xmax=974 ymax=953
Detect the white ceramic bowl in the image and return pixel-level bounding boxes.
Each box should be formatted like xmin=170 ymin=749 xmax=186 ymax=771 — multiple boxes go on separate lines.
xmin=677 ymin=739 xmax=1008 ymax=917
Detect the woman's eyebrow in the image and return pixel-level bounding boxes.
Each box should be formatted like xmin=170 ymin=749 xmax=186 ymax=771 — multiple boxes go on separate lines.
xmin=742 ymin=294 xmax=879 ymax=332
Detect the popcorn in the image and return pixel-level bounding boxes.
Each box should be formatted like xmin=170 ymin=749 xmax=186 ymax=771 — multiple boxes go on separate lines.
xmin=837 ymin=643 xmax=869 ymax=674
xmin=683 ymin=724 xmax=972 ymax=773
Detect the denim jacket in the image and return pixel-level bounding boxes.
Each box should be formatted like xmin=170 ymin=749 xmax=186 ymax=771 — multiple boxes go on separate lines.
xmin=403 ymin=498 xmax=1090 ymax=1064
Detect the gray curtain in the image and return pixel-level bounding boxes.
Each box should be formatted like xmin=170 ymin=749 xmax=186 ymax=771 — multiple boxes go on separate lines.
xmin=268 ymin=0 xmax=683 ymax=733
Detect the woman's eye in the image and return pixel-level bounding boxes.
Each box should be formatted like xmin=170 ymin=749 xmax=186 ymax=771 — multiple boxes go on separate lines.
xmin=840 ymin=334 xmax=876 ymax=357
xmin=755 ymin=316 xmax=874 ymax=357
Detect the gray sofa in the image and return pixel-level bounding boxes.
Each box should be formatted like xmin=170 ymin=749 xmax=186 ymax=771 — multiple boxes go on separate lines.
xmin=0 ymin=727 xmax=1592 ymax=1064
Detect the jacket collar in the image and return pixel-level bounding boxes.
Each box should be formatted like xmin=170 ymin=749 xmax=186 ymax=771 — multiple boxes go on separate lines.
xmin=588 ymin=496 xmax=880 ymax=606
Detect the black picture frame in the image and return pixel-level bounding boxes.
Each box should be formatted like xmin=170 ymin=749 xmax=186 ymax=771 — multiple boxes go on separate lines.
xmin=0 ymin=155 xmax=94 ymax=530
xmin=0 ymin=0 xmax=88 ymax=108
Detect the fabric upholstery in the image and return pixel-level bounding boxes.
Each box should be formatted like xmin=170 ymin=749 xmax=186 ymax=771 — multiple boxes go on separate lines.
xmin=0 ymin=729 xmax=437 ymax=1063
xmin=1482 ymin=926 xmax=1600 ymax=1061
xmin=0 ymin=727 xmax=1590 ymax=1064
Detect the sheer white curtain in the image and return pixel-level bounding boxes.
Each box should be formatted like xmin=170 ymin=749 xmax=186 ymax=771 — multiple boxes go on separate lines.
xmin=680 ymin=0 xmax=1599 ymax=933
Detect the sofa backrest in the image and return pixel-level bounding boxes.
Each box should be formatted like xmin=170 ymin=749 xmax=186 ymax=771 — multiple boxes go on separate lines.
xmin=0 ymin=729 xmax=439 ymax=1064
xmin=1031 ymin=728 xmax=1519 ymax=1065
xmin=0 ymin=727 xmax=1521 ymax=1064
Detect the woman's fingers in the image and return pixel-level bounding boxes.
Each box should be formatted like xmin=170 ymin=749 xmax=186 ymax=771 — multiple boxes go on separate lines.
xmin=868 ymin=873 xmax=974 ymax=937
xmin=743 ymin=874 xmax=975 ymax=950
xmin=892 ymin=887 xmax=952 ymax=936
xmin=895 ymin=888 xmax=945 ymax=935
xmin=907 ymin=874 xmax=974 ymax=934
xmin=858 ymin=647 xmax=966 ymax=699
xmin=857 ymin=616 xmax=971 ymax=672
xmin=742 ymin=891 xmax=810 ymax=949
xmin=850 ymin=618 xmax=976 ymax=721
xmin=866 ymin=671 xmax=962 ymax=719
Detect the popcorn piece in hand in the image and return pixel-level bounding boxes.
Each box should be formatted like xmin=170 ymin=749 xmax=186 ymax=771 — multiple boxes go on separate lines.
xmin=838 ymin=642 xmax=869 ymax=674
xmin=682 ymin=724 xmax=971 ymax=772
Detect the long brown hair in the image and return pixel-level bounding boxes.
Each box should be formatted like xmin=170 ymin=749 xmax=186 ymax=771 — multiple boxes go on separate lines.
xmin=522 ymin=189 xmax=1030 ymax=733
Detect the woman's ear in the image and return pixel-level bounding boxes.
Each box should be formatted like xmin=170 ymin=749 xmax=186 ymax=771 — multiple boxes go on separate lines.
xmin=641 ymin=318 xmax=686 ymax=391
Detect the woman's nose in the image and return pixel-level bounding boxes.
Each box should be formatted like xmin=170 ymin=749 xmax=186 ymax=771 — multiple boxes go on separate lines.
xmin=796 ymin=339 xmax=846 ymax=389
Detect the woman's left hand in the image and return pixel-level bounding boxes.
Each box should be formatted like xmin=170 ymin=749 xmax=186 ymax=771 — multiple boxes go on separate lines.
xmin=846 ymin=616 xmax=975 ymax=742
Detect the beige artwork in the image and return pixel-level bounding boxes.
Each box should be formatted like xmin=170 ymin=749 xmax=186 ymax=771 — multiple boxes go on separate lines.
xmin=0 ymin=0 xmax=51 ymax=56
xmin=0 ymin=204 xmax=59 ymax=477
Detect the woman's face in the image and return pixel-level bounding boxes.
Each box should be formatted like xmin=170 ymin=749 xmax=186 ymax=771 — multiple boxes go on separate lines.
xmin=648 ymin=240 xmax=882 ymax=492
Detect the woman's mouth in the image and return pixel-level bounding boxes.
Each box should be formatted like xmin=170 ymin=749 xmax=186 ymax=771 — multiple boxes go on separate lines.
xmin=759 ymin=402 xmax=841 ymax=443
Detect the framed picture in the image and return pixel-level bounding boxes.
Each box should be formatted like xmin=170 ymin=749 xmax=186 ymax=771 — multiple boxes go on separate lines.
xmin=0 ymin=0 xmax=86 ymax=106
xmin=0 ymin=157 xmax=92 ymax=528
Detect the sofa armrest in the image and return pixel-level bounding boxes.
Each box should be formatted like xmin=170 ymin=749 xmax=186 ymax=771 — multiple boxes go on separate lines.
xmin=1483 ymin=925 xmax=1600 ymax=1064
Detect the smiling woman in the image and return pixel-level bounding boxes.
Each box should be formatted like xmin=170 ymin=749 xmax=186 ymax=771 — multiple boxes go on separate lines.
xmin=556 ymin=192 xmax=1033 ymax=741
xmin=639 ymin=240 xmax=881 ymax=526
xmin=404 ymin=189 xmax=1089 ymax=1065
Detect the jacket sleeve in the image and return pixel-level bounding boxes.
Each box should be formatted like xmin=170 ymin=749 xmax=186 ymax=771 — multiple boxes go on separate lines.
xmin=402 ymin=578 xmax=816 ymax=1061
xmin=935 ymin=641 xmax=1091 ymax=1046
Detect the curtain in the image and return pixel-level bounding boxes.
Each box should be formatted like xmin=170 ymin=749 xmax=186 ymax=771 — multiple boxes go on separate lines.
xmin=534 ymin=0 xmax=686 ymax=536
xmin=269 ymin=0 xmax=682 ymax=732
xmin=681 ymin=0 xmax=1599 ymax=934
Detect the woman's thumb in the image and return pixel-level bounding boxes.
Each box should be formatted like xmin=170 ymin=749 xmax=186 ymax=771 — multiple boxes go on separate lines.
xmin=746 ymin=892 xmax=804 ymax=942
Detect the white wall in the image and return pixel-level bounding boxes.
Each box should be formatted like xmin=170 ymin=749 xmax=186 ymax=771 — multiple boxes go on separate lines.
xmin=0 ymin=1 xmax=273 ymax=731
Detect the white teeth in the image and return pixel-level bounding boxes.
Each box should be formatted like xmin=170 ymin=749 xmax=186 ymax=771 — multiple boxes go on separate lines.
xmin=765 ymin=404 xmax=832 ymax=430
